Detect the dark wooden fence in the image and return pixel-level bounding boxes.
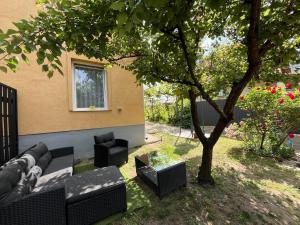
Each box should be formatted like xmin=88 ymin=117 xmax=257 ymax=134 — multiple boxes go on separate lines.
xmin=0 ymin=83 xmax=18 ymax=166
xmin=196 ymin=100 xmax=249 ymax=126
xmin=196 ymin=100 xmax=300 ymax=134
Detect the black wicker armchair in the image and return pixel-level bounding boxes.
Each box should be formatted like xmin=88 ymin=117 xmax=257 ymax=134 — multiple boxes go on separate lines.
xmin=94 ymin=132 xmax=128 ymax=168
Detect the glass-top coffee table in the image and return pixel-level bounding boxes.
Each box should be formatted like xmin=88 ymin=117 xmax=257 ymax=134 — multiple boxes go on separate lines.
xmin=135 ymin=151 xmax=186 ymax=198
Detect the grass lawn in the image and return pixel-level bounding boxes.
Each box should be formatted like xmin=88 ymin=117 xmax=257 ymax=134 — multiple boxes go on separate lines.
xmin=75 ymin=133 xmax=300 ymax=225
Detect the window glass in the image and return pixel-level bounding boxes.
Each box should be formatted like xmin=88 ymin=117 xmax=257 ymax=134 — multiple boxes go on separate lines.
xmin=74 ymin=64 xmax=106 ymax=109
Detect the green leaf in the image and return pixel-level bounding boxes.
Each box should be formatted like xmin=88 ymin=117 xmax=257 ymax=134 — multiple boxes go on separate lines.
xmin=13 ymin=46 xmax=22 ymax=54
xmin=42 ymin=64 xmax=49 ymax=72
xmin=0 ymin=33 xmax=7 ymax=41
xmin=37 ymin=51 xmax=45 ymax=65
xmin=0 ymin=66 xmax=7 ymax=73
xmin=110 ymin=1 xmax=124 ymax=11
xmin=6 ymin=57 xmax=18 ymax=72
xmin=36 ymin=0 xmax=48 ymax=4
xmin=37 ymin=57 xmax=44 ymax=65
xmin=6 ymin=29 xmax=17 ymax=36
xmin=104 ymin=64 xmax=113 ymax=69
xmin=47 ymin=70 xmax=54 ymax=78
xmin=263 ymin=8 xmax=271 ymax=17
xmin=21 ymin=54 xmax=29 ymax=64
xmin=117 ymin=14 xmax=128 ymax=25
xmin=148 ymin=0 xmax=168 ymax=8
xmin=46 ymin=53 xmax=55 ymax=61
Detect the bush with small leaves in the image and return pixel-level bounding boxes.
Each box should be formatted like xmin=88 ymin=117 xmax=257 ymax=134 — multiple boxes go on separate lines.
xmin=238 ymin=84 xmax=300 ymax=159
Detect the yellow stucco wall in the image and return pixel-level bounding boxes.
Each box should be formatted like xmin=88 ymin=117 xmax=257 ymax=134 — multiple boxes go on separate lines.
xmin=0 ymin=0 xmax=145 ymax=135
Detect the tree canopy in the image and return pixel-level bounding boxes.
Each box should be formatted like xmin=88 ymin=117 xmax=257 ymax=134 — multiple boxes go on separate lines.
xmin=0 ymin=0 xmax=299 ymax=184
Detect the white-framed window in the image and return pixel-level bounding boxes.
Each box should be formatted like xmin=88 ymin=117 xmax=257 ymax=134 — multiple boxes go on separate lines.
xmin=72 ymin=63 xmax=108 ymax=111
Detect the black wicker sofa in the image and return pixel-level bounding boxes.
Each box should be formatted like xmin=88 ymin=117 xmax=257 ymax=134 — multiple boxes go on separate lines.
xmin=0 ymin=142 xmax=127 ymax=225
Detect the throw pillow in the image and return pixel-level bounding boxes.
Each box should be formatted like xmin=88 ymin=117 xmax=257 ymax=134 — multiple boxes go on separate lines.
xmin=20 ymin=154 xmax=36 ymax=172
xmin=37 ymin=152 xmax=52 ymax=172
xmin=1 ymin=173 xmax=31 ymax=205
xmin=25 ymin=166 xmax=43 ymax=188
xmin=30 ymin=142 xmax=48 ymax=160
xmin=0 ymin=163 xmax=24 ymax=187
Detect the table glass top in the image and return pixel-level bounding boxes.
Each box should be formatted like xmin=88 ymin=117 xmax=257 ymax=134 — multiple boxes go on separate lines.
xmin=136 ymin=151 xmax=182 ymax=171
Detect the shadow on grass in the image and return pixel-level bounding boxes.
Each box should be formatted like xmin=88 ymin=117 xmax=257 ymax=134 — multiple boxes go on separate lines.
xmin=182 ymin=156 xmax=300 ymax=225
xmin=94 ymin=176 xmax=154 ymax=225
xmin=227 ymin=147 xmax=300 ymax=188
xmin=74 ymin=147 xmax=300 ymax=225
xmin=173 ymin=143 xmax=198 ymax=156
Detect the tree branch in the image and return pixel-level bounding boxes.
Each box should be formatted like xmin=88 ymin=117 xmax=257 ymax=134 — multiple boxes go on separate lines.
xmin=210 ymin=0 xmax=263 ymax=145
xmin=223 ymin=0 xmax=262 ymax=115
xmin=259 ymin=39 xmax=273 ymax=57
xmin=188 ymin=89 xmax=208 ymax=144
xmin=160 ymin=28 xmax=180 ymax=40
xmin=177 ymin=26 xmax=228 ymax=120
xmin=110 ymin=53 xmax=147 ymax=62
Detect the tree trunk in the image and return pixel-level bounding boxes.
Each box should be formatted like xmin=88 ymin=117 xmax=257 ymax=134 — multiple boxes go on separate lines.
xmin=189 ymin=89 xmax=231 ymax=186
xmin=260 ymin=131 xmax=266 ymax=150
xmin=197 ymin=143 xmax=215 ymax=185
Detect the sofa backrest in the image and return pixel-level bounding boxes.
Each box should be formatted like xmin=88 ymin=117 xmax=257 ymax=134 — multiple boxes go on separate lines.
xmin=94 ymin=132 xmax=115 ymax=144
xmin=0 ymin=142 xmax=52 ymax=205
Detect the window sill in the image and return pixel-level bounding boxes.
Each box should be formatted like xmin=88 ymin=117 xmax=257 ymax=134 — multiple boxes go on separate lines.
xmin=72 ymin=108 xmax=112 ymax=112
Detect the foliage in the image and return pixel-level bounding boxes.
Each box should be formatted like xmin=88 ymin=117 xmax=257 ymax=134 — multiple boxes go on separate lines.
xmin=144 ymin=84 xmax=192 ymax=128
xmin=0 ymin=0 xmax=299 ymax=183
xmin=201 ymin=43 xmax=300 ymax=97
xmin=224 ymin=122 xmax=243 ymax=140
xmin=0 ymin=0 xmax=299 ymax=84
xmin=168 ymin=98 xmax=192 ymax=129
xmin=237 ymin=85 xmax=300 ymax=159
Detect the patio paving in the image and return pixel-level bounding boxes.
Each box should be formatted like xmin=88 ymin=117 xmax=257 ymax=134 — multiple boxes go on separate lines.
xmin=146 ymin=121 xmax=213 ymax=139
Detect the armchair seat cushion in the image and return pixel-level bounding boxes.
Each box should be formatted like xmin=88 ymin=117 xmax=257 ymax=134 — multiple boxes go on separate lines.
xmin=43 ymin=155 xmax=73 ymax=176
xmin=109 ymin=146 xmax=127 ymax=156
xmin=64 ymin=166 xmax=125 ymax=204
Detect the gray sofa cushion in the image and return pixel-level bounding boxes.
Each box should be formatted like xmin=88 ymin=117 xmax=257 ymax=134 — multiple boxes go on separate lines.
xmin=94 ymin=132 xmax=114 ymax=144
xmin=43 ymin=155 xmax=73 ymax=176
xmin=0 ymin=163 xmax=24 ymax=187
xmin=33 ymin=167 xmax=73 ymax=193
xmin=65 ymin=166 xmax=125 ymax=204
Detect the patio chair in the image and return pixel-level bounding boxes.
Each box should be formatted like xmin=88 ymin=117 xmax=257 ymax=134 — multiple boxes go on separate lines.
xmin=94 ymin=132 xmax=128 ymax=168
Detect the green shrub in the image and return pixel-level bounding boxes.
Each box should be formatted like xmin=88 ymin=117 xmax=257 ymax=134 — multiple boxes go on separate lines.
xmin=145 ymin=98 xmax=192 ymax=129
xmin=237 ymin=85 xmax=300 ymax=159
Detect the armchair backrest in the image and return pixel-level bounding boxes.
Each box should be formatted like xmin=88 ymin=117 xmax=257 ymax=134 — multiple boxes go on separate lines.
xmin=94 ymin=132 xmax=115 ymax=146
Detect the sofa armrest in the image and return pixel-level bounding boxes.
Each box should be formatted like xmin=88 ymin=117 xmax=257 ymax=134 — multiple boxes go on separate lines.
xmin=0 ymin=184 xmax=66 ymax=225
xmin=94 ymin=144 xmax=110 ymax=167
xmin=115 ymin=139 xmax=128 ymax=148
xmin=50 ymin=146 xmax=74 ymax=158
